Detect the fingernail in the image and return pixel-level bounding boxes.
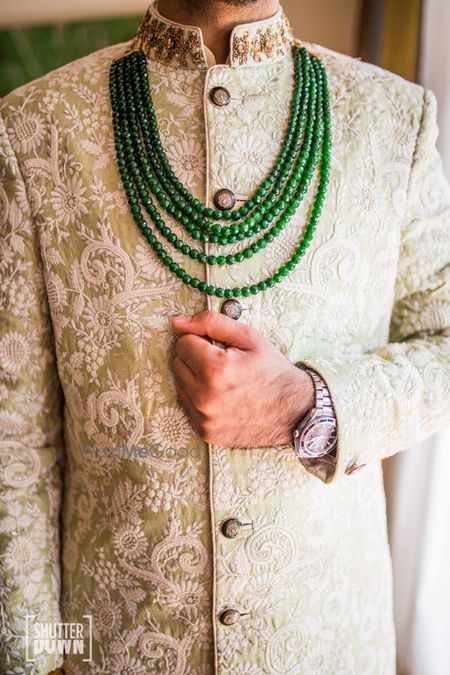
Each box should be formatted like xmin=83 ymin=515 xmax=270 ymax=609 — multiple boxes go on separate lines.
xmin=172 ymin=314 xmax=190 ymax=324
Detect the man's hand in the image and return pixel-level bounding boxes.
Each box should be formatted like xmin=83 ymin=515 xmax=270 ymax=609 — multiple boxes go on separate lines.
xmin=171 ymin=310 xmax=315 ymax=448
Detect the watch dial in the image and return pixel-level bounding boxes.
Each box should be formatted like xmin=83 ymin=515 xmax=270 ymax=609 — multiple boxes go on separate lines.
xmin=300 ymin=416 xmax=337 ymax=458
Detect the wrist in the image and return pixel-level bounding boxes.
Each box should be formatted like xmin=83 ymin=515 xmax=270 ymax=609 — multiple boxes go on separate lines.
xmin=275 ymin=365 xmax=315 ymax=445
xmin=295 ymin=367 xmax=315 ymax=422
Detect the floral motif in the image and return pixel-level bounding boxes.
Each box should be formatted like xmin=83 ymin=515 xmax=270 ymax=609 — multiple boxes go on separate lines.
xmin=113 ymin=523 xmax=147 ymax=560
xmin=83 ymin=295 xmax=120 ymax=341
xmin=148 ymin=406 xmax=192 ymax=448
xmin=0 ymin=331 xmax=31 ymax=374
xmin=85 ymin=588 xmax=123 ymax=639
xmin=110 ymin=654 xmax=146 ymax=675
xmin=7 ymin=111 xmax=46 ymax=153
xmin=2 ymin=536 xmax=38 ymax=577
xmin=166 ymin=138 xmax=205 ymax=185
xmin=156 ymin=578 xmax=208 ymax=621
xmin=49 ymin=175 xmax=89 ymax=226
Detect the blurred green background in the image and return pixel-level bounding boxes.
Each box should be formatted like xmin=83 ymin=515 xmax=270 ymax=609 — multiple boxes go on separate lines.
xmin=0 ymin=16 xmax=140 ymax=97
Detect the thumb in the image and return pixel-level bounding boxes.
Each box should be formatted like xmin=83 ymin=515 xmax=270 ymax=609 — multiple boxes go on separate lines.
xmin=172 ymin=310 xmax=258 ymax=350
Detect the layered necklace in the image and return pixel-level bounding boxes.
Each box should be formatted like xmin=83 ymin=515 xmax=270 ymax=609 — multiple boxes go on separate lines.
xmin=109 ymin=44 xmax=331 ymax=299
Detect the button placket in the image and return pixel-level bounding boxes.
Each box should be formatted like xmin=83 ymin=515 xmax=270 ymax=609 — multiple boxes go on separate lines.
xmin=205 ymin=69 xmax=244 ymax=330
xmin=206 ymin=71 xmax=255 ymax=629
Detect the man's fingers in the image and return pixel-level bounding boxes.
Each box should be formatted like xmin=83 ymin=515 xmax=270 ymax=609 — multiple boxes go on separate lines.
xmin=172 ymin=310 xmax=258 ymax=350
xmin=175 ymin=334 xmax=221 ymax=374
xmin=172 ymin=354 xmax=197 ymax=391
xmin=174 ymin=381 xmax=199 ymax=429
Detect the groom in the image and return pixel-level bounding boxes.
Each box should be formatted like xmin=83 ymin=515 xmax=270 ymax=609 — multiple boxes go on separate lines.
xmin=0 ymin=0 xmax=449 ymax=673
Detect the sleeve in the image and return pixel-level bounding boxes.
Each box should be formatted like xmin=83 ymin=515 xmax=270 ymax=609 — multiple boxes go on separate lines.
xmin=295 ymin=87 xmax=450 ymax=485
xmin=0 ymin=109 xmax=65 ymax=673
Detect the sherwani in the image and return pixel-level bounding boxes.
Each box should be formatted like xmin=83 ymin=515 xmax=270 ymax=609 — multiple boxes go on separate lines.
xmin=0 ymin=2 xmax=449 ymax=673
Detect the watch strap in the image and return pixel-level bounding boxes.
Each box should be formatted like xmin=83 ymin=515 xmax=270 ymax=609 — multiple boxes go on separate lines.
xmin=294 ymin=364 xmax=337 ymax=459
xmin=304 ymin=368 xmax=334 ymax=415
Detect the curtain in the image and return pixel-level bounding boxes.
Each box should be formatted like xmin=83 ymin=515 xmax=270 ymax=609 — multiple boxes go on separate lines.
xmin=386 ymin=3 xmax=450 ymax=674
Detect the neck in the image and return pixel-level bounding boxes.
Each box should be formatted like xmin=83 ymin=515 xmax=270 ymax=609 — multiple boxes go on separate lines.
xmin=157 ymin=0 xmax=280 ymax=64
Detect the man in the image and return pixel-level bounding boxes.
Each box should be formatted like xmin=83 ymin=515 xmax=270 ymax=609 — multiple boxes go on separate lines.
xmin=0 ymin=0 xmax=449 ymax=672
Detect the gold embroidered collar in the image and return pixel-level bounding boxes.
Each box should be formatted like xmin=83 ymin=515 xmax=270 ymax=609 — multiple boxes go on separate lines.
xmin=132 ymin=0 xmax=294 ymax=69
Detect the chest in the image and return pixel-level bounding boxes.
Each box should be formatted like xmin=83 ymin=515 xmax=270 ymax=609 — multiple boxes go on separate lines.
xmin=34 ymin=53 xmax=414 ymax=395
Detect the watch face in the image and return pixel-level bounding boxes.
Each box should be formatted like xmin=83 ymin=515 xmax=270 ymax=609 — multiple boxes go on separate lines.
xmin=299 ymin=415 xmax=337 ymax=458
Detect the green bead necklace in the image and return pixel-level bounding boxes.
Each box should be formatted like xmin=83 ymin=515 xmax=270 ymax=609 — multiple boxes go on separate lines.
xmin=109 ymin=44 xmax=331 ymax=299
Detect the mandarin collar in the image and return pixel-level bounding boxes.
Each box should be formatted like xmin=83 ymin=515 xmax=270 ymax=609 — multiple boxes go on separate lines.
xmin=132 ymin=0 xmax=294 ymax=69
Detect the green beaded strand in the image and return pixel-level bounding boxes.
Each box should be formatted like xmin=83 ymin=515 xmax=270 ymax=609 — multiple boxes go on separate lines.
xmin=132 ymin=47 xmax=311 ymax=227
xmin=126 ymin=49 xmax=318 ymax=244
xmin=110 ymin=52 xmax=324 ymax=265
xmin=108 ymin=45 xmax=332 ymax=298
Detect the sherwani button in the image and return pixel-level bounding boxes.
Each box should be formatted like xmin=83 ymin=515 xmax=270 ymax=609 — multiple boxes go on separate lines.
xmin=220 ymin=299 xmax=242 ymax=320
xmin=210 ymin=86 xmax=231 ymax=107
xmin=219 ymin=608 xmax=241 ymax=625
xmin=221 ymin=517 xmax=242 ymax=538
xmin=214 ymin=188 xmax=236 ymax=210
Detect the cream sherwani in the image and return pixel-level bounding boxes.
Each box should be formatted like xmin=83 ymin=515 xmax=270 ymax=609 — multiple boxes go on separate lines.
xmin=0 ymin=2 xmax=449 ymax=674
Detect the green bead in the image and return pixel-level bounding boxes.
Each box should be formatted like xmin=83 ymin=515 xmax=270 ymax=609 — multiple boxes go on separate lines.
xmin=110 ymin=44 xmax=332 ymax=301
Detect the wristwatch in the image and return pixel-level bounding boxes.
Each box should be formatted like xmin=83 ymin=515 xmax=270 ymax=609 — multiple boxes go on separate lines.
xmin=293 ymin=365 xmax=337 ymax=459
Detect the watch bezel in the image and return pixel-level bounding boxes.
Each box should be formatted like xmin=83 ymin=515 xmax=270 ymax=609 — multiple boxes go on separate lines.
xmin=294 ymin=410 xmax=337 ymax=458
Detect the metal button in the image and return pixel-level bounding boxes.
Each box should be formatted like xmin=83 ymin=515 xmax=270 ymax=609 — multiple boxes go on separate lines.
xmin=214 ymin=188 xmax=236 ymax=211
xmin=220 ymin=299 xmax=242 ymax=320
xmin=219 ymin=608 xmax=241 ymax=625
xmin=221 ymin=517 xmax=242 ymax=538
xmin=210 ymin=86 xmax=231 ymax=107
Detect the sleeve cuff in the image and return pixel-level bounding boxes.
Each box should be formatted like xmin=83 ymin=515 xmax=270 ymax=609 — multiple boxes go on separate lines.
xmin=292 ymin=358 xmax=367 ymax=484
